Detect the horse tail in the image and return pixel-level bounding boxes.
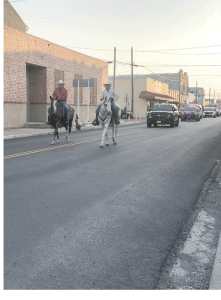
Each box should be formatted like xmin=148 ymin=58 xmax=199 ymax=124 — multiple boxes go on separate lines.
xmin=69 ymin=108 xmax=74 ymax=133
xmin=69 ymin=118 xmax=72 ymax=133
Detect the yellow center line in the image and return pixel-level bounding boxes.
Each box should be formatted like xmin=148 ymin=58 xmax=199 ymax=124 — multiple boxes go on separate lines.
xmin=4 ymin=129 xmax=146 ymax=160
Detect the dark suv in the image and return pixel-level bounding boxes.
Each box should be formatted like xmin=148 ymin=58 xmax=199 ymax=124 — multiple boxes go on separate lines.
xmin=181 ymin=105 xmax=201 ymax=121
xmin=147 ymin=104 xmax=179 ymax=128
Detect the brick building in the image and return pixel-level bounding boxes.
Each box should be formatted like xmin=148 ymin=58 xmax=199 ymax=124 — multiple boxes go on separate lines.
xmin=4 ymin=1 xmax=107 ymax=128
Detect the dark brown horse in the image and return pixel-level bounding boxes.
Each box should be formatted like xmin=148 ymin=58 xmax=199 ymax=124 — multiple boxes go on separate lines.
xmin=49 ymin=96 xmax=74 ymax=144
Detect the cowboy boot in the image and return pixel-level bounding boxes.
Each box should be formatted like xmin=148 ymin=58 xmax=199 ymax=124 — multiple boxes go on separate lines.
xmin=92 ymin=115 xmax=99 ymax=126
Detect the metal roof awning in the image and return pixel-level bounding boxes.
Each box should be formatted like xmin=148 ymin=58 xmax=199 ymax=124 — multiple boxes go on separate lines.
xmin=139 ymin=91 xmax=175 ymax=101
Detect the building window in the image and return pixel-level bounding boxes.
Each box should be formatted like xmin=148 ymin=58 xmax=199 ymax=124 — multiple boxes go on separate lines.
xmin=90 ymin=77 xmax=97 ymax=104
xmin=54 ymin=70 xmax=64 ymax=89
xmin=74 ymin=74 xmax=83 ymax=105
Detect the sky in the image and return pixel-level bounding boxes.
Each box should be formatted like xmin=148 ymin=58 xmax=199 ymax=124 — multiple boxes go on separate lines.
xmin=7 ymin=0 xmax=221 ymax=99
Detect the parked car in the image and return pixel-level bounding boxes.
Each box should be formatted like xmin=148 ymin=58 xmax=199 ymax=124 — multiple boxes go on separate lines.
xmin=203 ymin=107 xmax=217 ymax=118
xmin=121 ymin=109 xmax=133 ymax=119
xmin=147 ymin=104 xmax=179 ymax=127
xmin=181 ymin=105 xmax=201 ymax=121
xmin=178 ymin=107 xmax=185 ymax=118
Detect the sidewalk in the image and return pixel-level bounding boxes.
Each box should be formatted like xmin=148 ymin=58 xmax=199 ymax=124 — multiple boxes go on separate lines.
xmin=3 ymin=120 xmax=221 ymax=290
xmin=4 ymin=119 xmax=143 ymax=140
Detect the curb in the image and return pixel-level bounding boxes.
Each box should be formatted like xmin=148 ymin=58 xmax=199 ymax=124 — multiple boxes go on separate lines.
xmin=209 ymin=231 xmax=221 ymax=289
xmin=4 ymin=120 xmax=145 ymax=140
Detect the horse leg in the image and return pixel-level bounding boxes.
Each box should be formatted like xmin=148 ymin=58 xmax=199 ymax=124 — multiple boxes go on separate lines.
xmin=66 ymin=125 xmax=70 ymax=142
xmin=100 ymin=122 xmax=109 ymax=148
xmin=105 ymin=129 xmax=109 ymax=146
xmin=51 ymin=122 xmax=60 ymax=144
xmin=51 ymin=125 xmax=57 ymax=145
xmin=100 ymin=124 xmax=105 ymax=148
xmin=112 ymin=124 xmax=117 ymax=145
xmin=57 ymin=122 xmax=60 ymax=143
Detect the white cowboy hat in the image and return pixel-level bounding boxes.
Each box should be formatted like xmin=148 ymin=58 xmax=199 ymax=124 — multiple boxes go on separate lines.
xmin=104 ymin=81 xmax=111 ymax=86
xmin=58 ymin=79 xmax=64 ymax=85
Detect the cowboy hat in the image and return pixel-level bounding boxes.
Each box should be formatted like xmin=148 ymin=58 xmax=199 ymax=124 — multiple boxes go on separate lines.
xmin=104 ymin=81 xmax=111 ymax=86
xmin=58 ymin=79 xmax=64 ymax=85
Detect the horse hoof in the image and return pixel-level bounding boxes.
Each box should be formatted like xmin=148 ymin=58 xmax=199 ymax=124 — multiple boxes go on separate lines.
xmin=100 ymin=145 xmax=104 ymax=148
xmin=114 ymin=142 xmax=117 ymax=145
xmin=51 ymin=141 xmax=55 ymax=145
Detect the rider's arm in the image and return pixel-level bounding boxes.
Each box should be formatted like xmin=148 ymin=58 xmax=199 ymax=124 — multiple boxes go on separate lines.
xmin=52 ymin=88 xmax=58 ymax=98
xmin=112 ymin=90 xmax=119 ymax=102
xmin=100 ymin=91 xmax=105 ymax=101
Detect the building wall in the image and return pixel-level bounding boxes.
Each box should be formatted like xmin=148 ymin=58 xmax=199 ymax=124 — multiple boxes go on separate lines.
xmin=4 ymin=26 xmax=108 ymax=128
xmin=110 ymin=76 xmax=171 ymax=117
xmin=4 ymin=0 xmax=28 ymax=32
xmin=109 ymin=77 xmax=147 ymax=117
xmin=146 ymin=77 xmax=168 ymax=95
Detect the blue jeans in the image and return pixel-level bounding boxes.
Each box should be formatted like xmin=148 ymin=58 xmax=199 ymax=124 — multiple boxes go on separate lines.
xmin=111 ymin=102 xmax=118 ymax=118
xmin=60 ymin=101 xmax=70 ymax=123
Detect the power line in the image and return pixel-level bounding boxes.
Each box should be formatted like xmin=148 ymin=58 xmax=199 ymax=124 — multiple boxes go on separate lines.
xmin=140 ymin=64 xmax=221 ymax=67
xmin=134 ymin=45 xmax=221 ymax=52
xmin=113 ymin=61 xmax=221 ymax=67
xmin=142 ymin=51 xmax=221 ymax=55
xmin=65 ymin=44 xmax=221 ymax=53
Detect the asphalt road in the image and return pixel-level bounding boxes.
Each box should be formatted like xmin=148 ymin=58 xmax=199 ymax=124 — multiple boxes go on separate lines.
xmin=4 ymin=118 xmax=221 ymax=289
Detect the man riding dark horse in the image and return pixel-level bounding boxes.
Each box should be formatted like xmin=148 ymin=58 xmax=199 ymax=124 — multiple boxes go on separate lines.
xmin=47 ymin=79 xmax=70 ymax=125
xmin=92 ymin=81 xmax=120 ymax=126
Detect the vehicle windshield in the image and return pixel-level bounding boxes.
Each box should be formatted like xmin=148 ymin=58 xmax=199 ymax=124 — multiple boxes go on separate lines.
xmin=204 ymin=107 xmax=215 ymax=111
xmin=152 ymin=105 xmax=173 ymax=111
xmin=184 ymin=107 xmax=198 ymax=111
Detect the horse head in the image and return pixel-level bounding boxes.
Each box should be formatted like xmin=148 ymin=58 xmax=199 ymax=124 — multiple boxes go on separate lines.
xmin=100 ymin=97 xmax=112 ymax=117
xmin=50 ymin=96 xmax=59 ymax=114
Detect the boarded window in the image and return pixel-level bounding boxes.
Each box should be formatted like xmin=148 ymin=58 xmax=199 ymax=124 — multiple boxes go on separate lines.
xmin=54 ymin=70 xmax=64 ymax=89
xmin=90 ymin=77 xmax=97 ymax=105
xmin=74 ymin=74 xmax=83 ymax=105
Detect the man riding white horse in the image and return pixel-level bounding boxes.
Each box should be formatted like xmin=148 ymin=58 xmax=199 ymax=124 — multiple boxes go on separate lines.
xmin=92 ymin=81 xmax=120 ymax=126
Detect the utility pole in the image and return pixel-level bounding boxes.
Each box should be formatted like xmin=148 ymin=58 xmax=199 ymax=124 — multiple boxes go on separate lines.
xmin=131 ymin=47 xmax=134 ymax=114
xmin=214 ymin=90 xmax=215 ymax=103
xmin=179 ymin=71 xmax=181 ymax=108
xmin=195 ymin=81 xmax=198 ymax=104
xmin=209 ymin=88 xmax=211 ymax=105
xmin=113 ymin=47 xmax=116 ymax=90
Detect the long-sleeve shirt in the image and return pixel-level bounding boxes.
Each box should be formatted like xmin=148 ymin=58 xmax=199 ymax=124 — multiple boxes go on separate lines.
xmin=100 ymin=88 xmax=119 ymax=103
xmin=53 ymin=87 xmax=68 ymax=101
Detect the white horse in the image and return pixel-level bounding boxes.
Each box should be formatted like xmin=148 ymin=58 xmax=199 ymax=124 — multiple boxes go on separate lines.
xmin=98 ymin=98 xmax=121 ymax=148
